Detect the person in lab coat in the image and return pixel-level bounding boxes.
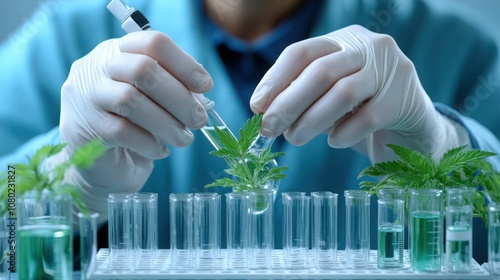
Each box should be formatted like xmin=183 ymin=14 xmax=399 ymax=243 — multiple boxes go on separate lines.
xmin=1 ymin=0 xmax=499 ymax=263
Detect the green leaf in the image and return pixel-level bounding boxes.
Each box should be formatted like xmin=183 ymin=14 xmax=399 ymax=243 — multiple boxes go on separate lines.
xmin=358 ymin=143 xmax=500 ymax=227
xmin=238 ymin=113 xmax=262 ymax=153
xmin=358 ymin=160 xmax=414 ymax=179
xmin=0 ymin=141 xmax=107 ymax=217
xmin=205 ymin=177 xmax=240 ymax=188
xmin=205 ymin=113 xmax=288 ymax=192
xmin=71 ymin=140 xmax=108 ymax=169
xmin=213 ymin=125 xmax=239 ymax=155
xmin=30 ymin=143 xmax=67 ymax=171
xmin=386 ymin=144 xmax=436 ymax=175
xmin=437 ymin=147 xmax=496 ymax=177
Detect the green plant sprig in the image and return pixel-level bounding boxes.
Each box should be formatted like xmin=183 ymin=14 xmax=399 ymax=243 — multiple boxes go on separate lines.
xmin=205 ymin=113 xmax=289 ymax=191
xmin=0 ymin=140 xmax=107 ymax=217
xmin=358 ymin=144 xmax=499 ymax=225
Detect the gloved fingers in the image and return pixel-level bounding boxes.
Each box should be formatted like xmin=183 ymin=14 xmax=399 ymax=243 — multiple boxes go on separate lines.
xmin=283 ymin=69 xmax=376 ymax=145
xmin=107 ymin=52 xmax=207 ymax=129
xmin=118 ymin=31 xmax=213 ymax=93
xmin=260 ymin=50 xmax=364 ymax=138
xmin=92 ymin=80 xmax=195 ymax=147
xmin=96 ymin=112 xmax=170 ymax=160
xmin=327 ymin=99 xmax=394 ymax=148
xmin=250 ymin=37 xmax=342 ymax=113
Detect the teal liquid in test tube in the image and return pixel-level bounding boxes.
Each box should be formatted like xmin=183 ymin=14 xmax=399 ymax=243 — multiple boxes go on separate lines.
xmin=410 ymin=189 xmax=443 ymax=272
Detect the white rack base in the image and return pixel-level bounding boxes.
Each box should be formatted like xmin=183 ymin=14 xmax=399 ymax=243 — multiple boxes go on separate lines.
xmin=91 ymin=249 xmax=491 ymax=279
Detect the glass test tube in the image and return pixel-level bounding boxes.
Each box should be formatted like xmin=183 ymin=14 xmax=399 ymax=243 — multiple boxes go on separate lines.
xmin=410 ymin=189 xmax=443 ymax=272
xmin=226 ymin=192 xmax=249 ymax=269
xmin=377 ymin=199 xmax=404 ymax=269
xmin=377 ymin=187 xmax=404 ymax=200
xmin=169 ymin=193 xmax=194 ymax=269
xmin=78 ymin=213 xmax=99 ymax=280
xmin=194 ymin=193 xmax=221 ymax=270
xmin=248 ymin=189 xmax=274 ymax=270
xmin=283 ymin=193 xmax=310 ymax=269
xmin=489 ymin=202 xmax=500 ymax=276
xmin=446 ymin=205 xmax=472 ymax=273
xmin=133 ymin=193 xmax=158 ymax=268
xmin=311 ymin=191 xmax=338 ymax=270
xmin=108 ymin=193 xmax=133 ymax=269
xmin=344 ymin=190 xmax=371 ymax=268
xmin=445 ymin=188 xmax=474 ymax=273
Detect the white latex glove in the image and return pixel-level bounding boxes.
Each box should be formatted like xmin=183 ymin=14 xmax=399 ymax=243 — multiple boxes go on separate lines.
xmin=47 ymin=31 xmax=212 ymax=220
xmin=250 ymin=25 xmax=470 ymax=163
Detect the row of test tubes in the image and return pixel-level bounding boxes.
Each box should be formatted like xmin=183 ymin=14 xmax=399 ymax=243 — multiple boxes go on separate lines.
xmin=105 ymin=189 xmax=500 ymax=274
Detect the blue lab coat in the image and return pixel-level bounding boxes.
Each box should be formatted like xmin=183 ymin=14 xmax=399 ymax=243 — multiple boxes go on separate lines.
xmin=1 ymin=0 xmax=499 ymax=263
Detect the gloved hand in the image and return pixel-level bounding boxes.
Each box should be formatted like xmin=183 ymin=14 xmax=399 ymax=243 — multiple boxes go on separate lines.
xmin=47 ymin=31 xmax=212 ymax=219
xmin=250 ymin=25 xmax=470 ymax=163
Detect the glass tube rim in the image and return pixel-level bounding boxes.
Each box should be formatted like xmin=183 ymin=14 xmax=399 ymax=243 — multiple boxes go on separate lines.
xmin=194 ymin=192 xmax=220 ymax=199
xmin=488 ymin=202 xmax=500 ymax=211
xmin=311 ymin=191 xmax=338 ymax=199
xmin=107 ymin=192 xmax=132 ymax=202
xmin=410 ymin=188 xmax=442 ymax=195
xmin=377 ymin=198 xmax=404 ymax=205
xmin=169 ymin=193 xmax=194 ymax=200
xmin=344 ymin=189 xmax=370 ymax=198
xmin=77 ymin=212 xmax=100 ymax=219
xmin=132 ymin=192 xmax=158 ymax=200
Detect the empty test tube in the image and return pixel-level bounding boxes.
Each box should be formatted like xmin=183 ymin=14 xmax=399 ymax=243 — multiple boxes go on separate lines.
xmin=377 ymin=199 xmax=404 ymax=269
xmin=248 ymin=189 xmax=274 ymax=270
xmin=169 ymin=193 xmax=194 ymax=269
xmin=108 ymin=193 xmax=133 ymax=269
xmin=133 ymin=193 xmax=158 ymax=268
xmin=78 ymin=212 xmax=99 ymax=280
xmin=283 ymin=193 xmax=310 ymax=269
xmin=311 ymin=191 xmax=338 ymax=270
xmin=226 ymin=192 xmax=250 ymax=269
xmin=194 ymin=193 xmax=221 ymax=270
xmin=488 ymin=203 xmax=500 ymax=276
xmin=344 ymin=190 xmax=371 ymax=268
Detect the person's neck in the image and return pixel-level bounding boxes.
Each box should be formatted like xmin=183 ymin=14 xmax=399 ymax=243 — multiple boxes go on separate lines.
xmin=204 ymin=0 xmax=304 ymax=42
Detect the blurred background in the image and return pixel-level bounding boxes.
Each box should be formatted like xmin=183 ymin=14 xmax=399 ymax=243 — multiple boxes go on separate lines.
xmin=1 ymin=0 xmax=499 ymax=47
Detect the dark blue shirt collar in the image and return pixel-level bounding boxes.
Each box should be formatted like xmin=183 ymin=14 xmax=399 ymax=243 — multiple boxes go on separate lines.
xmin=200 ymin=0 xmax=324 ymax=65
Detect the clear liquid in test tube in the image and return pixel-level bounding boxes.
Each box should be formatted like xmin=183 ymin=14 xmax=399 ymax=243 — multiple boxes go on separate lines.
xmin=446 ymin=205 xmax=472 ymax=273
xmin=108 ymin=193 xmax=133 ymax=269
xmin=488 ymin=202 xmax=500 ymax=276
xmin=311 ymin=191 xmax=338 ymax=270
xmin=344 ymin=190 xmax=371 ymax=269
xmin=169 ymin=193 xmax=194 ymax=269
xmin=133 ymin=192 xmax=158 ymax=269
xmin=377 ymin=199 xmax=404 ymax=269
xmin=194 ymin=193 xmax=221 ymax=270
